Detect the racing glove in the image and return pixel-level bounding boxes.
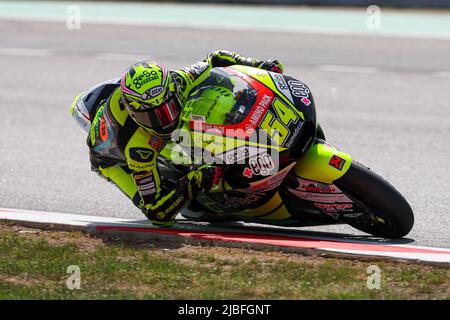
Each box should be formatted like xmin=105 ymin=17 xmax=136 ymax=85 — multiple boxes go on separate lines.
xmin=187 ymin=164 xmax=224 ymax=193
xmin=259 ymin=59 xmax=284 ymax=74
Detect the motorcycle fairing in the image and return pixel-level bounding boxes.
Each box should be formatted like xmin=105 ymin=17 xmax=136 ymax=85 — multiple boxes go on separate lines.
xmin=173 ymin=66 xmax=318 ymax=164
xmin=292 ymin=141 xmax=352 ymax=184
xmin=229 ymin=65 xmax=300 ymax=116
xmin=230 ymin=65 xmax=317 ymax=160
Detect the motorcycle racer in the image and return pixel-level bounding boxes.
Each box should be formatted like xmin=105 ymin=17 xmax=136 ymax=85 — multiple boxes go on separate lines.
xmin=69 ymin=50 xmax=284 ymax=227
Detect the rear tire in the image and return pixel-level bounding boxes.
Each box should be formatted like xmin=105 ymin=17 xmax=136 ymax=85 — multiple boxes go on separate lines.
xmin=335 ymin=161 xmax=414 ymax=238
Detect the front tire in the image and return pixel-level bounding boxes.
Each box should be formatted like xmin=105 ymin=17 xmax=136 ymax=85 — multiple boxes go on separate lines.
xmin=335 ymin=161 xmax=414 ymax=238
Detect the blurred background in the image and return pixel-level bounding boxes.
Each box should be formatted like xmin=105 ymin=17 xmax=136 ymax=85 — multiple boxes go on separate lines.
xmin=0 ymin=1 xmax=449 ymax=246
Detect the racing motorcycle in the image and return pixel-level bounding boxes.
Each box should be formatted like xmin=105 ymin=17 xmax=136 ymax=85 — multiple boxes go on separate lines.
xmin=157 ymin=65 xmax=414 ymax=238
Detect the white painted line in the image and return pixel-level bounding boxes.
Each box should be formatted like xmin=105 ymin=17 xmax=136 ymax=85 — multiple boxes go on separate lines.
xmin=1 ymin=15 xmax=450 ymax=41
xmin=432 ymin=71 xmax=450 ymax=78
xmin=1 ymin=207 xmax=449 ymax=265
xmin=0 ymin=207 xmax=149 ymax=227
xmin=95 ymin=52 xmax=152 ymax=62
xmin=0 ymin=47 xmax=51 ymax=57
xmin=317 ymin=64 xmax=379 ymax=74
xmin=0 ymin=48 xmax=152 ymax=62
xmin=326 ymin=249 xmax=450 ymax=264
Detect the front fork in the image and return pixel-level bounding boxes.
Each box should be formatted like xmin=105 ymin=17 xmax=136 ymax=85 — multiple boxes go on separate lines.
xmin=316 ymin=123 xmax=326 ymax=141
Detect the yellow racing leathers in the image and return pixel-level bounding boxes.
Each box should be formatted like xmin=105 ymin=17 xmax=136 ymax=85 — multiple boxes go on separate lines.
xmin=75 ymin=50 xmax=283 ymax=226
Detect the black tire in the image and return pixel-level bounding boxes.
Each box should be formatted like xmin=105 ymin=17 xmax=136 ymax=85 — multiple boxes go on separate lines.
xmin=335 ymin=161 xmax=414 ymax=238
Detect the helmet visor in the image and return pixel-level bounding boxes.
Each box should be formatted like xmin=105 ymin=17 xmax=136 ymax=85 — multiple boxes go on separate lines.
xmin=124 ymin=92 xmax=181 ymax=131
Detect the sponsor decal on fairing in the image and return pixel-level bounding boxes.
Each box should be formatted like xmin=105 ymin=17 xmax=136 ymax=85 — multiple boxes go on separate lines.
xmin=72 ymin=100 xmax=91 ymax=133
xmin=284 ymin=121 xmax=304 ymax=149
xmin=288 ymin=189 xmax=353 ymax=203
xmin=249 ymin=94 xmax=273 ymax=126
xmin=236 ymin=162 xmax=296 ymax=193
xmin=287 ymin=79 xmax=310 ymax=99
xmin=242 ymin=153 xmax=275 ymax=178
xmin=329 ymin=155 xmax=346 ymax=170
xmin=314 ymin=203 xmax=353 ymax=213
xmin=297 ymin=178 xmax=342 ymax=193
xmin=270 ymin=72 xmax=295 ymax=105
xmin=217 ymin=145 xmax=264 ymax=165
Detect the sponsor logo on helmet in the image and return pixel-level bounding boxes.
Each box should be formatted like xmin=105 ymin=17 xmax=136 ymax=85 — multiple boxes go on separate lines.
xmin=128 ymin=70 xmax=160 ymax=91
xmin=142 ymin=86 xmax=164 ymax=100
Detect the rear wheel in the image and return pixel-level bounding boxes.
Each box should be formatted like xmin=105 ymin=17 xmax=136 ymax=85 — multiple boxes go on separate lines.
xmin=335 ymin=161 xmax=414 ymax=238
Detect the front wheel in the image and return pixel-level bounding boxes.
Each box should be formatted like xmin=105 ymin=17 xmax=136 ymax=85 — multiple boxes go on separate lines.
xmin=335 ymin=161 xmax=414 ymax=238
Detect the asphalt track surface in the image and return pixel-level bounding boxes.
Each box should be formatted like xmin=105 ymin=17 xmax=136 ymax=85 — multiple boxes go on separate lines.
xmin=0 ymin=16 xmax=449 ymax=247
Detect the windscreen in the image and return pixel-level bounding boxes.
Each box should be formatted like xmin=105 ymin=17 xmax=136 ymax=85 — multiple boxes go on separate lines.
xmin=188 ymin=68 xmax=258 ymax=125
